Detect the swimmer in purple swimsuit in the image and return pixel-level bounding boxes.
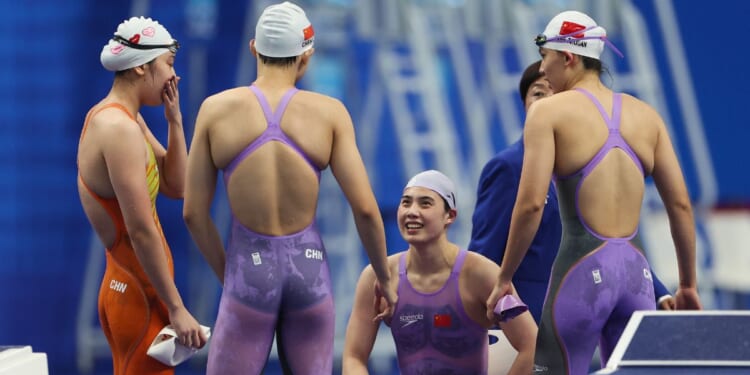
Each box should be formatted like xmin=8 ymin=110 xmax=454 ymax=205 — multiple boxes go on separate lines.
xmin=343 ymin=170 xmax=537 ymax=375
xmin=183 ymin=3 xmax=396 ymax=374
xmin=485 ymin=10 xmax=702 ymax=375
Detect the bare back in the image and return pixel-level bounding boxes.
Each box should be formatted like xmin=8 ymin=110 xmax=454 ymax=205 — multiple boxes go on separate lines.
xmin=205 ymin=85 xmax=337 ymax=235
xmin=77 ymin=103 xmax=156 ymax=248
xmin=542 ymin=87 xmax=661 ymax=237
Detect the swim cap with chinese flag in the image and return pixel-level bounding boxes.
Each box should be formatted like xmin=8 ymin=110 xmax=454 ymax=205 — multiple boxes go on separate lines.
xmin=537 ymin=10 xmax=624 ymax=60
xmin=255 ymin=1 xmax=315 ymax=58
xmin=303 ymin=24 xmax=314 ymax=43
xmin=559 ymin=21 xmax=586 ymax=39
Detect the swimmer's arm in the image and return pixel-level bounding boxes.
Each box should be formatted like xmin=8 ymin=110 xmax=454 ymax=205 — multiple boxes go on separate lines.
xmin=183 ymin=98 xmax=226 ymax=283
xmin=651 ymin=118 xmax=697 ymax=289
xmin=104 ymin=117 xmax=186 ymax=311
xmin=329 ymin=101 xmax=393 ymax=296
xmin=498 ymin=104 xmax=555 ymax=283
xmin=159 ymin=75 xmax=188 ymax=197
xmin=499 ymin=308 xmax=537 ymax=375
xmin=471 ymin=255 xmax=536 ymax=375
xmin=136 ymin=110 xmax=187 ymax=199
xmin=343 ymin=266 xmax=380 ymax=375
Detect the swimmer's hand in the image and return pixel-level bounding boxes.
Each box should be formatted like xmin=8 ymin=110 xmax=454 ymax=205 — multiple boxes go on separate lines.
xmin=486 ymin=278 xmax=512 ymax=324
xmin=163 ymin=76 xmax=182 ymax=126
xmin=373 ymin=278 xmax=398 ymax=323
xmin=169 ymin=306 xmax=208 ymax=349
xmin=675 ymin=286 xmax=702 ymax=310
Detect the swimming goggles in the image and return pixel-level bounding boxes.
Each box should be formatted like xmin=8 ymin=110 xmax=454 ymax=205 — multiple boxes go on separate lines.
xmin=535 ymin=25 xmax=623 ymax=58
xmin=112 ymin=35 xmax=180 ymax=53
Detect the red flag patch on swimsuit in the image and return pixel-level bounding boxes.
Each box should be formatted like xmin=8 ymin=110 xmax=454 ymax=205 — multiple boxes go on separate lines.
xmin=559 ymin=21 xmax=586 ymax=38
xmin=433 ymin=313 xmax=452 ymax=328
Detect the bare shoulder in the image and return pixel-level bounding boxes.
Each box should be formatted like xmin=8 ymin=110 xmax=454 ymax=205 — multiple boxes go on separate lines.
xmin=90 ymin=106 xmax=142 ymax=139
xmin=621 ymin=93 xmax=661 ymax=118
xmin=619 ymin=93 xmax=666 ymax=134
xmin=542 ymin=89 xmax=581 ymax=107
xmin=193 ymin=87 xmax=256 ymax=131
xmin=200 ymin=87 xmax=251 ymax=112
xmin=296 ymin=89 xmax=343 ymax=106
xmin=525 ymin=91 xmax=576 ymax=122
xmin=460 ymin=251 xmax=499 ymax=303
xmin=360 ymin=252 xmax=402 ymax=282
xmin=295 ymin=89 xmax=350 ymax=119
xmin=463 ymin=251 xmax=499 ymax=272
xmin=462 ymin=251 xmax=499 ymax=286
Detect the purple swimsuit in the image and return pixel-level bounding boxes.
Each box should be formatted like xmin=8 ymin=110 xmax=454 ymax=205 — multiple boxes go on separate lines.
xmin=534 ymin=89 xmax=656 ymax=375
xmin=207 ymin=85 xmax=334 ymax=375
xmin=389 ymin=249 xmax=489 ymax=374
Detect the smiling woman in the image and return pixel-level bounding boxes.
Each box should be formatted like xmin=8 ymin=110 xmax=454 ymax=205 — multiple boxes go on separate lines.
xmin=342 ymin=170 xmax=538 ymax=375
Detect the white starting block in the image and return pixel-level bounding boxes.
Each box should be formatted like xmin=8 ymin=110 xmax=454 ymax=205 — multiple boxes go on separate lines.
xmin=0 ymin=346 xmax=48 ymax=375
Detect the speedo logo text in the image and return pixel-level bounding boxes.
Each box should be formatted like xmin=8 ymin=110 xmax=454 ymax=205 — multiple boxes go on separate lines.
xmin=400 ymin=313 xmax=424 ymax=328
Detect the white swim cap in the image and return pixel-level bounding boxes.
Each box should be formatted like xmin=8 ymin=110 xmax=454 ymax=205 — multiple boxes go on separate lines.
xmin=404 ymin=170 xmax=457 ymax=210
xmin=100 ymin=16 xmax=179 ymax=72
xmin=535 ymin=10 xmax=623 ymax=60
xmin=254 ymin=1 xmax=314 ymax=58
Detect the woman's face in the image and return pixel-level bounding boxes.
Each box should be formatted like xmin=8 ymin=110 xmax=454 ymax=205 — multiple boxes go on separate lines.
xmin=142 ymin=51 xmax=177 ymax=105
xmin=524 ymin=76 xmax=553 ymax=111
xmin=397 ymin=187 xmax=453 ymax=246
xmin=539 ymin=48 xmax=566 ymax=94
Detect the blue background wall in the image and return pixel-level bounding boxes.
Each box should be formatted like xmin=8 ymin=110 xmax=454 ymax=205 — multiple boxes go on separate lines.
xmin=1 ymin=1 xmax=748 ymax=374
xmin=634 ymin=0 xmax=749 ymax=203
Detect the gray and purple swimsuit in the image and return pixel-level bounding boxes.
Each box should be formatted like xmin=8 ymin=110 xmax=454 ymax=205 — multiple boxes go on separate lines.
xmin=534 ymin=88 xmax=656 ymax=375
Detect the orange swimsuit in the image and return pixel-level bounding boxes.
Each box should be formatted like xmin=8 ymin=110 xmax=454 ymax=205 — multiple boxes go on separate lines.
xmin=78 ymin=103 xmax=174 ymax=375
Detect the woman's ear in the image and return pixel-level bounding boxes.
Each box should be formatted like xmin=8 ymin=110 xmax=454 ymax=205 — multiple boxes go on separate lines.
xmin=132 ymin=64 xmax=147 ymax=77
xmin=301 ymin=47 xmax=314 ymax=62
xmin=563 ymin=51 xmax=574 ymax=64
xmin=249 ymin=39 xmax=257 ymax=57
xmin=446 ymin=209 xmax=457 ymax=225
xmin=298 ymin=48 xmax=314 ymax=70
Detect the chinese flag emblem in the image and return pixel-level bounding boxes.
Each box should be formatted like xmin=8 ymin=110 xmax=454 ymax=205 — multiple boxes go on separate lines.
xmin=559 ymin=21 xmax=586 ymax=38
xmin=433 ymin=313 xmax=452 ymax=328
xmin=303 ymin=25 xmax=315 ymax=41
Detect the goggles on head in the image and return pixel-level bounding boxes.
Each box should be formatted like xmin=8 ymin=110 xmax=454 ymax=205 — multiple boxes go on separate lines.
xmin=112 ymin=35 xmax=180 ymax=53
xmin=534 ymin=25 xmax=623 ymax=58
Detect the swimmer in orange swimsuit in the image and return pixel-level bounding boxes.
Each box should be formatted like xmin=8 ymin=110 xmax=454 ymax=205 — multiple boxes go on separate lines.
xmin=77 ymin=16 xmax=206 ymax=375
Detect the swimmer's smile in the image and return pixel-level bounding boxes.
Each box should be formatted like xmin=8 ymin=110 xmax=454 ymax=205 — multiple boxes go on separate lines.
xmin=404 ymin=222 xmax=423 ymax=234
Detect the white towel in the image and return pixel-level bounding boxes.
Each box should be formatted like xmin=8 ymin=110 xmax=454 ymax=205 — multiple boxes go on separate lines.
xmin=146 ymin=325 xmax=211 ymax=367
